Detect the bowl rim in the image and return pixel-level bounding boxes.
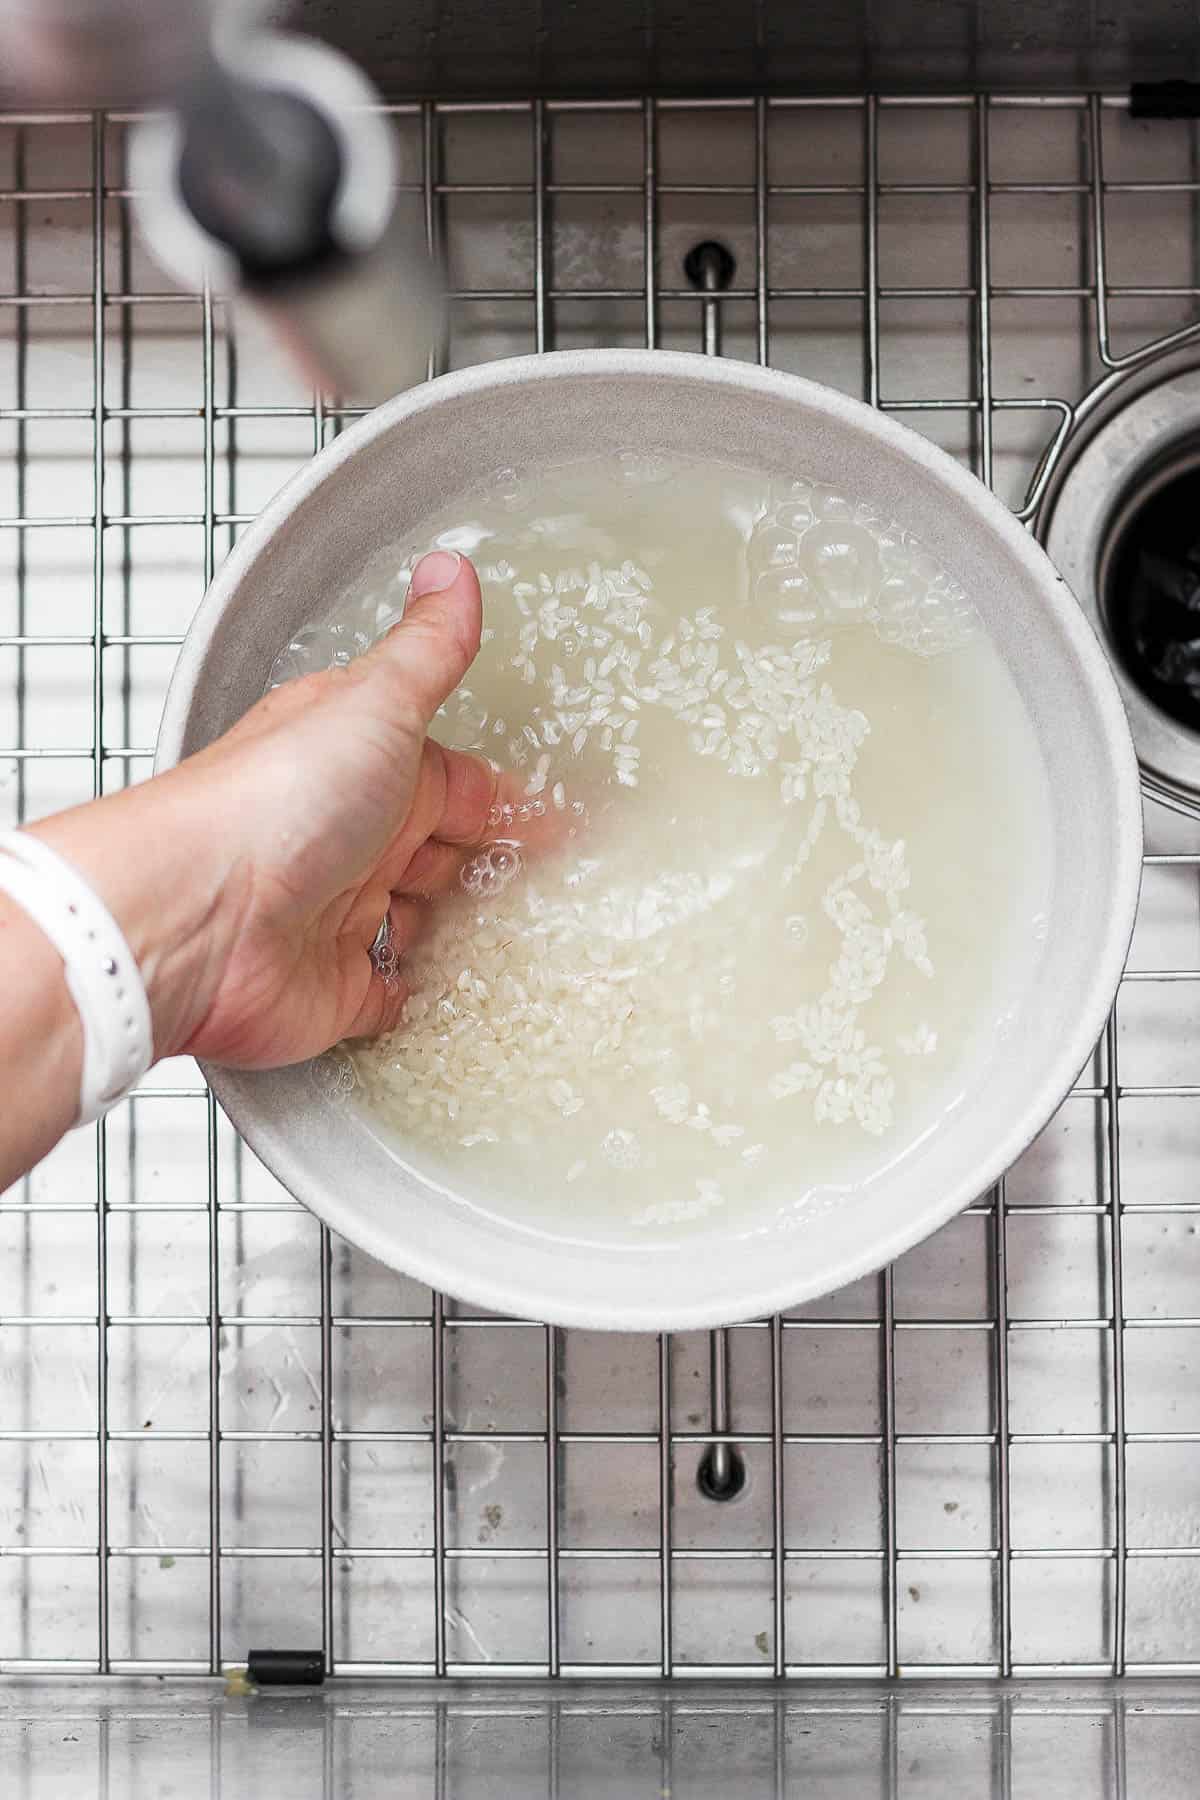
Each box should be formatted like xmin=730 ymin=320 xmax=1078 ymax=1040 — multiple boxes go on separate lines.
xmin=157 ymin=347 xmax=1143 ymax=1329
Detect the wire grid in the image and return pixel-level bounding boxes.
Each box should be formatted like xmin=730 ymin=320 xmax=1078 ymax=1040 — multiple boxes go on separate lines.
xmin=4 ymin=94 xmax=1200 ymax=1681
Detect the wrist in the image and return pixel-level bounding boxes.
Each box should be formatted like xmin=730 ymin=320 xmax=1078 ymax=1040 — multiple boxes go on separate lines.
xmin=0 ymin=885 xmax=83 ymax=1178
xmin=28 ymin=768 xmax=247 ymax=1063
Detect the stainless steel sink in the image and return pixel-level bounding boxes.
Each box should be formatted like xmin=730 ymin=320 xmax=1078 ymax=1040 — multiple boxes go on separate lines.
xmin=5 ymin=86 xmax=1200 ymax=1797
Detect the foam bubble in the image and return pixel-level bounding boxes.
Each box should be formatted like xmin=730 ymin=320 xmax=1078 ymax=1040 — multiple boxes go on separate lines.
xmin=460 ymin=842 xmax=524 ymax=898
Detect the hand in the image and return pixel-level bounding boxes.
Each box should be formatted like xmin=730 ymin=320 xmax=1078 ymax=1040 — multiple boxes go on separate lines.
xmin=33 ymin=550 xmax=539 ymax=1069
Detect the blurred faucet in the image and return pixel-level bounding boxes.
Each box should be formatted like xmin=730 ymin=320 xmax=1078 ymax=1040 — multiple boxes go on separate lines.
xmin=0 ymin=0 xmax=442 ymax=403
xmin=132 ymin=29 xmax=441 ymax=401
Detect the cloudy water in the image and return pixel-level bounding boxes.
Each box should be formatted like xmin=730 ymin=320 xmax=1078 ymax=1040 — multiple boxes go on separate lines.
xmin=276 ymin=453 xmax=1054 ymax=1245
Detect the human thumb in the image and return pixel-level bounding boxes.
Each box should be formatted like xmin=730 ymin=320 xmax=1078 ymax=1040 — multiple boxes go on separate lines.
xmin=369 ymin=550 xmax=483 ymax=729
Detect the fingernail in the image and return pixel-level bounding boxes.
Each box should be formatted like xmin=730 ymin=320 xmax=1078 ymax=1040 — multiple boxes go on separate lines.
xmin=408 ymin=549 xmax=462 ymax=600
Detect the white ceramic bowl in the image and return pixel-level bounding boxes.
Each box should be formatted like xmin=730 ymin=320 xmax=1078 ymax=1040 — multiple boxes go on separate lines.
xmin=156 ymin=350 xmax=1142 ymax=1330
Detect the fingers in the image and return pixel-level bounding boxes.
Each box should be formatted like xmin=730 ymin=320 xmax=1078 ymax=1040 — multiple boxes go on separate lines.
xmin=366 ymin=550 xmax=483 ymax=732
xmin=340 ymin=885 xmax=424 ymax=951
xmin=353 ymin=544 xmax=575 ymax=901
xmin=379 ymin=749 xmax=573 ymax=897
xmin=394 ymin=835 xmax=472 ymax=899
xmin=435 ymin=745 xmax=502 ymax=846
xmin=343 ymin=893 xmax=423 ymax=1040
xmin=381 ymin=894 xmax=426 ymax=956
xmin=414 ymin=744 xmax=570 ymax=856
xmin=369 ymin=739 xmax=485 ymax=889
xmin=482 ymin=766 xmax=574 ymax=856
xmin=345 ymin=967 xmax=410 ymax=1040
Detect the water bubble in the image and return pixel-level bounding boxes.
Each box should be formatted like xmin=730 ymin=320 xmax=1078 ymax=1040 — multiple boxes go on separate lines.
xmin=460 ymin=841 xmax=524 ymax=898
xmin=748 ymin=527 xmax=801 ymax=579
xmin=906 ymin=546 xmax=941 ymax=586
xmin=311 ymin=1051 xmax=357 ymax=1103
xmin=785 ymin=914 xmax=809 ymax=948
xmin=811 ymin=485 xmax=855 ymax=522
xmin=900 ymin=588 xmax=979 ymax=657
xmin=266 ymin=649 xmax=305 ymax=689
xmin=806 ymin=523 xmax=881 ymax=622
xmin=267 ymin=623 xmax=355 ymax=688
xmin=770 ymin=476 xmax=813 ymax=513
xmin=296 ymin=626 xmax=337 ymax=667
xmin=774 ymin=500 xmax=814 ymax=532
xmin=874 ymin=527 xmax=910 ymax=571
xmin=328 ymin=621 xmax=368 ymax=666
xmin=757 ymin=566 xmax=818 ymax=628
xmin=872 ymin=573 xmax=920 ymax=646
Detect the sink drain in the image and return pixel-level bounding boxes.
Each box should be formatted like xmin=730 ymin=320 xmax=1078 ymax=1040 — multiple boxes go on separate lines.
xmin=1100 ymin=444 xmax=1200 ymax=735
xmin=1038 ymin=349 xmax=1200 ymax=812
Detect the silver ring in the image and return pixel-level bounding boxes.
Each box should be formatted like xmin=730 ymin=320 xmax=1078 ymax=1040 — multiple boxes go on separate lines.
xmin=370 ymin=908 xmax=401 ymax=987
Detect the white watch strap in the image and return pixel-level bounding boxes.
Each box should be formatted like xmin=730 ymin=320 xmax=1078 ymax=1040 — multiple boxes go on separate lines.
xmin=0 ymin=829 xmax=154 ymax=1126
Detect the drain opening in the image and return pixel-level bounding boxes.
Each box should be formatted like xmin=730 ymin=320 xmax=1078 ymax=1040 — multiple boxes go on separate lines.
xmin=1100 ymin=445 xmax=1200 ymax=735
xmin=697 ymin=1442 xmax=747 ymax=1502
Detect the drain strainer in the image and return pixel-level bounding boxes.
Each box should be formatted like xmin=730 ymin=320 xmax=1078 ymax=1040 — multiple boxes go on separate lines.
xmin=1037 ymin=347 xmax=1200 ymax=814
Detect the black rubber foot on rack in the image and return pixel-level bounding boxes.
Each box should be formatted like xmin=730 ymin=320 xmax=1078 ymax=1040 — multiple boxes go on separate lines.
xmin=1130 ymin=81 xmax=1200 ymax=119
xmin=247 ymin=1649 xmax=325 ymax=1686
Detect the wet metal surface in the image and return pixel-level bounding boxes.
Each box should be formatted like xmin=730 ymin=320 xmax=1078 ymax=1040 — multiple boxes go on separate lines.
xmin=4 ymin=97 xmax=1200 ymax=1689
